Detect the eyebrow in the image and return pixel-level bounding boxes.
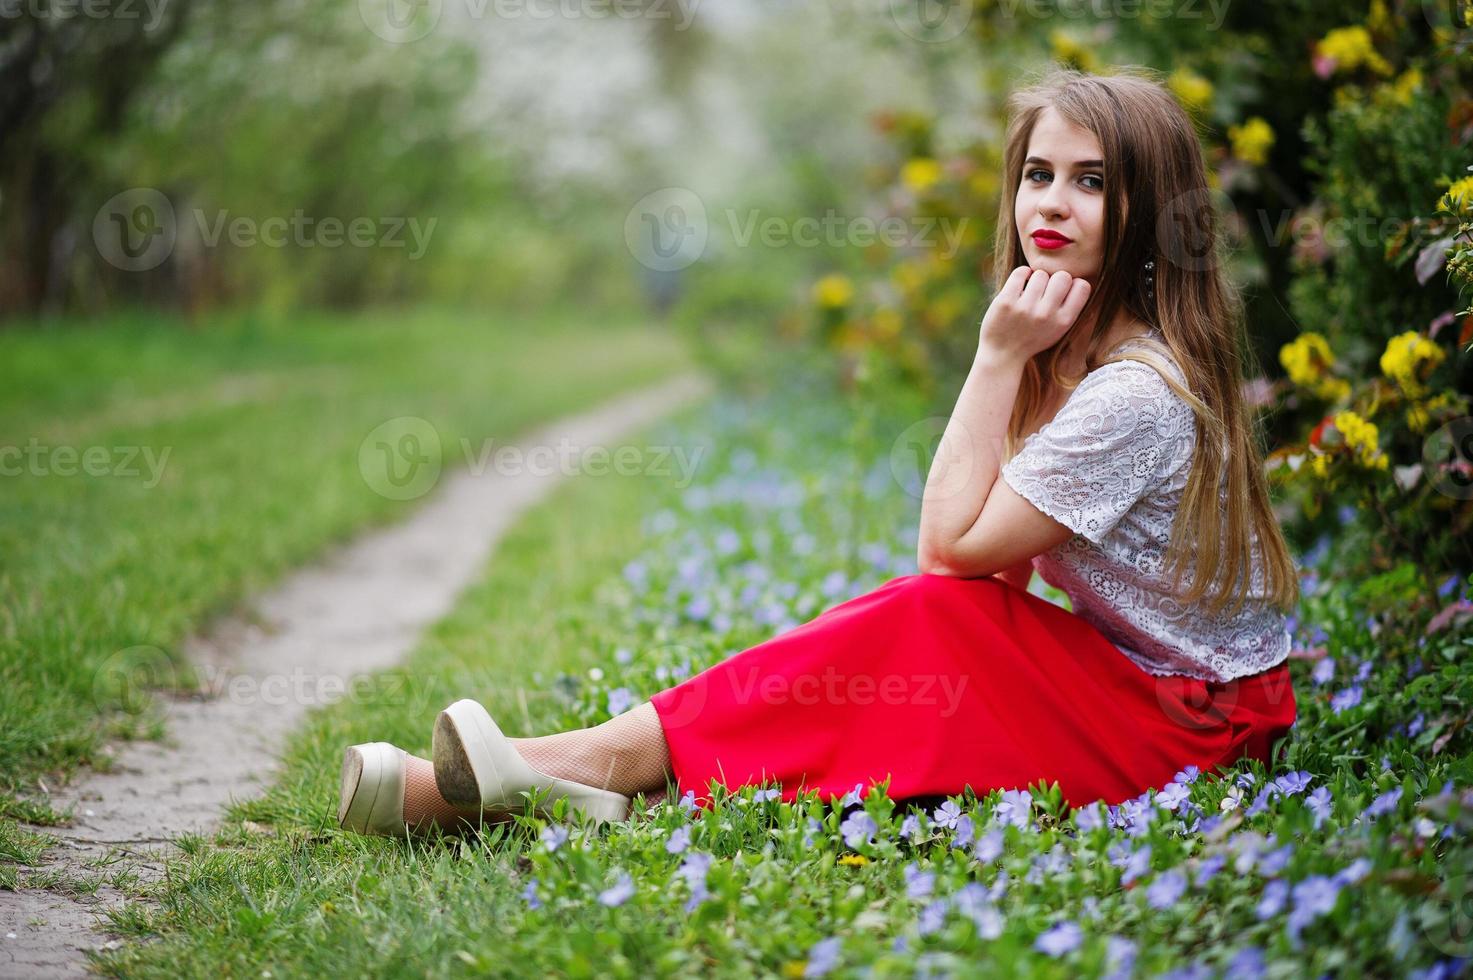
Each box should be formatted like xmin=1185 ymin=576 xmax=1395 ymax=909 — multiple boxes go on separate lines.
xmin=1024 ymin=156 xmax=1104 ymax=168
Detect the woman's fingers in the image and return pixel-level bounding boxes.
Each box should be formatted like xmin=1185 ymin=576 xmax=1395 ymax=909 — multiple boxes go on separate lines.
xmin=1020 ymin=268 xmax=1052 ymax=304
xmin=1058 ymin=277 xmax=1092 ymax=325
xmin=1039 ymin=269 xmax=1075 ymax=311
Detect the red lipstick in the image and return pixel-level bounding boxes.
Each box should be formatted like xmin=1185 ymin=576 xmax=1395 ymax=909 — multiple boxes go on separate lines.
xmin=1030 ymin=229 xmax=1073 ymax=250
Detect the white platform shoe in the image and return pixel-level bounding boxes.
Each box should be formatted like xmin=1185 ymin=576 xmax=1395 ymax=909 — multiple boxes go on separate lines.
xmin=432 ymin=699 xmax=631 ymax=825
xmin=338 ymin=741 xmax=414 ymax=836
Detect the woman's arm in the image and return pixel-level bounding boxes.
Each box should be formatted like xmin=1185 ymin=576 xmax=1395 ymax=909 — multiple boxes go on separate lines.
xmin=916 ymin=268 xmax=1089 ymax=577
xmin=993 ymin=557 xmax=1035 ymax=592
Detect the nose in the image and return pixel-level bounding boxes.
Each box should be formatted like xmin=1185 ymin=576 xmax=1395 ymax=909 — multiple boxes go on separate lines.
xmin=1037 ymin=181 xmax=1069 ymax=220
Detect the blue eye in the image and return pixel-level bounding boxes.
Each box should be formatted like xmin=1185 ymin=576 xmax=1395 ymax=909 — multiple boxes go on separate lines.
xmin=1025 ymin=169 xmax=1104 ymax=190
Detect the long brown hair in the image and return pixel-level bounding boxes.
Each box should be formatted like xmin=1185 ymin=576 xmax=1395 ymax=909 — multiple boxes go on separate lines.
xmin=994 ymin=65 xmax=1299 ymax=619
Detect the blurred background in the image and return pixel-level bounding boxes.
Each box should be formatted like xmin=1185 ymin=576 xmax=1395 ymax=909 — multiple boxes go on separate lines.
xmin=2 ymin=0 xmax=1472 ymax=790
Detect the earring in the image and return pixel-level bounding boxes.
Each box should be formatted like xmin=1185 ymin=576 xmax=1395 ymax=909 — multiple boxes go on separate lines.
xmin=1142 ymin=258 xmax=1156 ymax=304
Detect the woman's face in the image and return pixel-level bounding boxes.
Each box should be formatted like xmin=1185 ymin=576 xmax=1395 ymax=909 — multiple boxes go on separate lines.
xmin=1014 ymin=106 xmax=1114 ymax=285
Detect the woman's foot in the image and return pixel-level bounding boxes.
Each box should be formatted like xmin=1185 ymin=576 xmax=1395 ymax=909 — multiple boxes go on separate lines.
xmin=432 ymin=699 xmax=633 ymax=824
xmin=338 ymin=741 xmax=508 ymax=837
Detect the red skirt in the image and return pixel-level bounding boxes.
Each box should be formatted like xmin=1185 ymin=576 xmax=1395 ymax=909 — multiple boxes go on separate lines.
xmin=648 ymin=572 xmax=1296 ymax=811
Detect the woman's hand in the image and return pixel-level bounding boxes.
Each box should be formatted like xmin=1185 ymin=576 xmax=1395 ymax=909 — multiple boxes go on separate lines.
xmin=977 ymin=266 xmax=1092 ymax=366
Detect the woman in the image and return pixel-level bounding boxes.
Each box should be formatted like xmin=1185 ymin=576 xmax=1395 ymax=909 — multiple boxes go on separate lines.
xmin=337 ymin=66 xmax=1300 ymax=837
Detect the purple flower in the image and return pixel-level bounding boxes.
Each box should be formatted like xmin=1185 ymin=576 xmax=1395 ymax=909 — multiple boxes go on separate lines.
xmin=1121 ymin=844 xmax=1153 ymax=885
xmin=1287 ymin=874 xmax=1341 ymax=942
xmin=521 ymin=877 xmax=542 ymax=910
xmin=598 ymin=871 xmax=635 ymax=907
xmin=1255 ymin=879 xmax=1288 ymax=919
xmin=678 ymin=789 xmax=698 ymax=815
xmin=994 ymin=790 xmax=1033 ymax=829
xmin=1034 ymin=920 xmax=1083 ymax=957
xmin=1073 ymin=801 xmax=1107 ymax=832
xmin=839 ymin=782 xmax=866 ymax=808
xmin=1173 ymin=765 xmax=1201 ymax=784
xmin=899 ymin=814 xmax=921 ymax=840
xmin=1310 ymin=656 xmax=1336 ymax=686
xmin=1194 ymin=852 xmax=1227 ymax=887
xmin=952 ymin=814 xmax=976 ymax=849
xmin=1245 ymin=787 xmax=1277 ymax=818
xmin=606 ymin=687 xmax=635 ymax=716
xmin=753 ymin=787 xmax=781 ymax=803
xmin=666 ymin=825 xmax=691 ymax=854
xmin=904 ymin=862 xmax=936 ymax=900
xmin=973 ymin=827 xmax=1005 ymax=863
xmin=1330 ymin=685 xmax=1363 ymax=714
xmin=1258 ymin=843 xmax=1295 ymax=876
xmin=1354 ymin=660 xmax=1373 ymax=682
xmin=803 ymin=937 xmax=842 ymax=978
xmin=1306 ymin=786 xmax=1334 ymax=828
xmin=1223 ymin=946 xmax=1266 ymax=980
xmin=1333 ymin=857 xmax=1372 ymax=886
xmin=677 ymin=852 xmax=712 ymax=911
xmin=932 ymin=799 xmax=962 ymax=829
xmin=1105 ymin=935 xmax=1137 ymax=975
xmin=917 ymin=898 xmax=949 ymax=936
xmin=1364 ymin=786 xmax=1403 ymax=820
xmin=1438 ymin=574 xmax=1460 ymax=598
xmin=1408 ymin=712 xmax=1426 ymax=738
xmin=1156 ymin=782 xmax=1192 ymax=811
xmin=540 ymin=824 xmax=569 ymax=851
xmin=840 ymin=810 xmax=878 ymax=848
xmin=1273 ymin=771 xmax=1313 ymax=796
xmin=1147 ymin=870 xmax=1188 ymax=909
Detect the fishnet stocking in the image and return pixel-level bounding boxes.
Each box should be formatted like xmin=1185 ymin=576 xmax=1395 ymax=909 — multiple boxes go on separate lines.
xmin=402 ymin=754 xmax=511 ymax=832
xmin=509 ymin=701 xmax=673 ymax=798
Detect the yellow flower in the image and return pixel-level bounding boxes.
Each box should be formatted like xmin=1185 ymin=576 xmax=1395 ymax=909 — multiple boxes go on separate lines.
xmin=1310 ymin=453 xmax=1332 ymax=479
xmin=968 ymin=169 xmax=997 ymax=201
xmin=1280 ymin=332 xmax=1348 ymax=401
xmin=780 ymin=961 xmax=808 ymax=979
xmin=1168 ymin=68 xmax=1214 ymax=112
xmin=1228 ymin=117 xmax=1275 ymax=166
xmin=891 ymin=259 xmax=927 ymax=296
xmin=1333 ymin=410 xmax=1388 ymax=469
xmin=873 ymin=307 xmax=903 ymax=339
xmin=813 ymin=274 xmax=854 ymax=309
xmin=1315 ymin=26 xmax=1394 ymax=76
xmin=838 ymin=854 xmax=870 ymax=867
xmin=1368 ymin=0 xmax=1392 ymax=34
xmin=1437 ymin=175 xmax=1473 ymax=215
xmin=1385 ymin=67 xmax=1423 ymax=106
xmin=1407 ymin=402 xmax=1431 ymax=433
xmin=901 ymin=157 xmax=943 ymax=194
xmin=1049 ymin=30 xmax=1099 ymax=72
xmin=1379 ymin=330 xmax=1445 ymax=397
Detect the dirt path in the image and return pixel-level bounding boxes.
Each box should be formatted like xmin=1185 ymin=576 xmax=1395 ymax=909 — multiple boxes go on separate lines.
xmin=0 ymin=372 xmax=713 ymax=977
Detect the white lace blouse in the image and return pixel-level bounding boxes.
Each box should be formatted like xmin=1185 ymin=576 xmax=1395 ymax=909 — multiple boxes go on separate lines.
xmin=998 ymin=328 xmax=1292 ymax=683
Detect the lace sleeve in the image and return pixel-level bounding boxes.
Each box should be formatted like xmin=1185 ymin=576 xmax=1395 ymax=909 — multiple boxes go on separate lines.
xmin=999 ymin=359 xmax=1195 ymax=545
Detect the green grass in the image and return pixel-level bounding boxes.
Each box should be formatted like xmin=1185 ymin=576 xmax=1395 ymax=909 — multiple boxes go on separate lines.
xmin=0 ymin=304 xmax=696 ymax=816
xmin=88 ymin=376 xmax=1473 ymax=978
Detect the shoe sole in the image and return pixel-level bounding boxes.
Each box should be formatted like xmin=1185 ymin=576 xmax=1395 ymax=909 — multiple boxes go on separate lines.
xmin=433 ymin=705 xmax=502 ymax=809
xmin=434 ymin=700 xmax=630 ymax=823
xmin=339 ymin=743 xmax=396 ymax=833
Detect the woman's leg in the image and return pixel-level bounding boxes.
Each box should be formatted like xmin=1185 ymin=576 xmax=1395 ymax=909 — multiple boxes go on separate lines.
xmin=401 ymin=753 xmax=512 ymax=831
xmin=506 ymin=700 xmax=674 ymax=799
